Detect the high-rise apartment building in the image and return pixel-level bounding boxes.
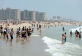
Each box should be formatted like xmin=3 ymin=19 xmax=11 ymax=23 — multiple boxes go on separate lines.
xmin=36 ymin=12 xmax=46 ymax=21
xmin=21 ymin=11 xmax=36 ymax=21
xmin=0 ymin=8 xmax=46 ymax=21
xmin=21 ymin=11 xmax=24 ymax=20
xmin=15 ymin=9 xmax=21 ymax=20
xmin=5 ymin=8 xmax=11 ymax=19
xmin=0 ymin=8 xmax=6 ymax=19
xmin=21 ymin=10 xmax=30 ymax=21
xmin=29 ymin=11 xmax=36 ymax=21
xmin=21 ymin=11 xmax=46 ymax=22
xmin=0 ymin=8 xmax=21 ymax=20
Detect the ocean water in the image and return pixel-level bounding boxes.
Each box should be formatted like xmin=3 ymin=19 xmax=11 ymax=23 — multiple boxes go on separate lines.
xmin=41 ymin=25 xmax=82 ymax=56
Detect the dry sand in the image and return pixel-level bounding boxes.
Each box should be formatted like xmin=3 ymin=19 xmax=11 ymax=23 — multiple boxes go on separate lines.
xmin=9 ymin=23 xmax=31 ymax=31
xmin=0 ymin=22 xmax=32 ymax=31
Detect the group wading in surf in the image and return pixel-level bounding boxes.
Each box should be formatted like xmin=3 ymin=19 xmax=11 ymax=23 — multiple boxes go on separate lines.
xmin=0 ymin=23 xmax=82 ymax=46
xmin=62 ymin=27 xmax=82 ymax=44
xmin=0 ymin=23 xmax=42 ymax=41
xmin=69 ymin=29 xmax=81 ymax=39
xmin=0 ymin=25 xmax=33 ymax=40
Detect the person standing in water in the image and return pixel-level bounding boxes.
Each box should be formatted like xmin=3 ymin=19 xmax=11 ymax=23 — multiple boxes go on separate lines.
xmin=62 ymin=32 xmax=66 ymax=44
xmin=10 ymin=29 xmax=14 ymax=40
xmin=64 ymin=32 xmax=67 ymax=42
xmin=28 ymin=27 xmax=32 ymax=37
xmin=16 ymin=29 xmax=20 ymax=38
xmin=39 ymin=24 xmax=42 ymax=35
xmin=70 ymin=30 xmax=72 ymax=37
xmin=6 ymin=32 xmax=8 ymax=39
xmin=79 ymin=32 xmax=81 ymax=39
xmin=0 ymin=25 xmax=3 ymax=36
xmin=62 ymin=34 xmax=65 ymax=44
xmin=62 ymin=27 xmax=65 ymax=31
xmin=3 ymin=29 xmax=7 ymax=38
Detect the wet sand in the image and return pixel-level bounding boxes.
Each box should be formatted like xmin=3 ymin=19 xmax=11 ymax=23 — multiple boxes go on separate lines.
xmin=0 ymin=34 xmax=51 ymax=56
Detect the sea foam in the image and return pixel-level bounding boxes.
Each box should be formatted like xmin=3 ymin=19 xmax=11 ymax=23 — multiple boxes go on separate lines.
xmin=69 ymin=26 xmax=82 ymax=32
xmin=42 ymin=36 xmax=82 ymax=56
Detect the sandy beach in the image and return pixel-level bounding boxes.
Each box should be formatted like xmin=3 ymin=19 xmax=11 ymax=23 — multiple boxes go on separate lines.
xmin=0 ymin=21 xmax=82 ymax=56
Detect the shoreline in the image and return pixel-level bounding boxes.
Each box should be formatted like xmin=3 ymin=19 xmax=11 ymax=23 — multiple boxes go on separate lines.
xmin=0 ymin=29 xmax=51 ymax=56
xmin=0 ymin=21 xmax=82 ymax=56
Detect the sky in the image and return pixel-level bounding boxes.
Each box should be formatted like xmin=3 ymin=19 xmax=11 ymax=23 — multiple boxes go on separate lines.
xmin=0 ymin=0 xmax=82 ymax=21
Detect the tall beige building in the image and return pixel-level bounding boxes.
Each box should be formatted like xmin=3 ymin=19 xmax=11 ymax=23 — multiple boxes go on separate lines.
xmin=15 ymin=9 xmax=21 ymax=20
xmin=29 ymin=11 xmax=36 ymax=21
xmin=31 ymin=11 xmax=36 ymax=22
xmin=11 ymin=9 xmax=21 ymax=20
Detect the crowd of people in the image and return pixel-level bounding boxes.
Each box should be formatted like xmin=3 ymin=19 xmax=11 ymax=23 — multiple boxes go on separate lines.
xmin=0 ymin=23 xmax=82 ymax=45
xmin=16 ymin=26 xmax=33 ymax=40
xmin=0 ymin=25 xmax=34 ymax=40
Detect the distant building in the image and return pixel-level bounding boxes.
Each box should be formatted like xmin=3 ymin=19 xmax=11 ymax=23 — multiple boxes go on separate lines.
xmin=36 ymin=12 xmax=46 ymax=22
xmin=21 ymin=11 xmax=46 ymax=22
xmin=29 ymin=11 xmax=36 ymax=21
xmin=5 ymin=8 xmax=11 ymax=20
xmin=21 ymin=10 xmax=31 ymax=21
xmin=21 ymin=11 xmax=24 ymax=20
xmin=0 ymin=8 xmax=6 ymax=20
xmin=14 ymin=9 xmax=20 ymax=20
xmin=0 ymin=8 xmax=46 ymax=22
xmin=0 ymin=8 xmax=21 ymax=20
xmin=23 ymin=10 xmax=30 ymax=21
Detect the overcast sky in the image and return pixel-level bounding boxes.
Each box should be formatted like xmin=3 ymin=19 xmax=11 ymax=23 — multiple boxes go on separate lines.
xmin=0 ymin=0 xmax=82 ymax=21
